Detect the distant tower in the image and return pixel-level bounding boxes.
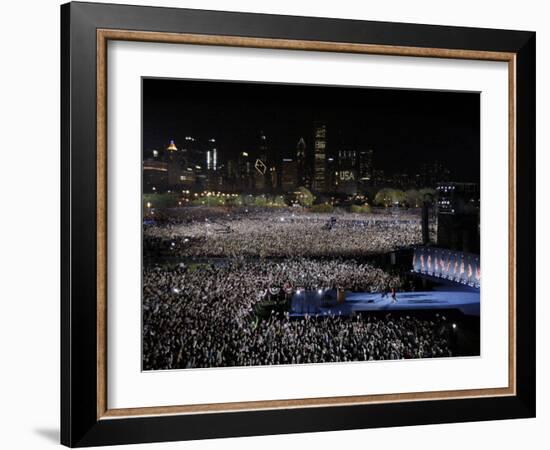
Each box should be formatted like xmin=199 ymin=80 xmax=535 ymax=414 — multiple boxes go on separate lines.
xmin=206 ymin=138 xmax=217 ymax=171
xmin=166 ymin=138 xmax=187 ymax=166
xmin=358 ymin=148 xmax=374 ymax=183
xmin=166 ymin=139 xmax=177 ymax=152
xmin=165 ymin=139 xmax=181 ymax=187
xmin=296 ymin=137 xmax=307 ymax=188
xmin=335 ymin=147 xmax=357 ymax=195
xmin=312 ymin=122 xmax=327 ymax=192
xmin=258 ymin=131 xmax=268 ymax=161
xmin=255 ymin=131 xmax=273 ymax=192
xmin=281 ymin=158 xmax=298 ymax=192
xmin=238 ymin=151 xmax=253 ymax=190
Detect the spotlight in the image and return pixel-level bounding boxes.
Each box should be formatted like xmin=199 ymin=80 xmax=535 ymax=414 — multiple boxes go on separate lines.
xmin=452 ymin=323 xmax=457 ymax=329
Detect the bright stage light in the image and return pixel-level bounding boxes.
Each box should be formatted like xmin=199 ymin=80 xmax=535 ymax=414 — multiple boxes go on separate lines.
xmin=452 ymin=323 xmax=457 ymax=329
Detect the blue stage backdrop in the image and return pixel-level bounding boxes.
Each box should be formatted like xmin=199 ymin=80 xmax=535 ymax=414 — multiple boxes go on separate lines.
xmin=412 ymin=247 xmax=480 ymax=288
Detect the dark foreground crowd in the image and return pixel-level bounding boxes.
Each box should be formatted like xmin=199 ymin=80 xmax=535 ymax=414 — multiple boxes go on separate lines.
xmin=143 ymin=260 xmax=453 ymax=370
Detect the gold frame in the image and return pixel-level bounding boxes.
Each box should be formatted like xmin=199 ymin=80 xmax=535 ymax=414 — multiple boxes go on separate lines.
xmin=96 ymin=29 xmax=516 ymax=420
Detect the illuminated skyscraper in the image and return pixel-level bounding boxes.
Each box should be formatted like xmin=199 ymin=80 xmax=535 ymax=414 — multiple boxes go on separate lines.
xmin=258 ymin=131 xmax=268 ymax=160
xmin=312 ymin=122 xmax=327 ymax=192
xmin=255 ymin=131 xmax=273 ymax=192
xmin=358 ymin=148 xmax=374 ymax=183
xmin=238 ymin=151 xmax=253 ymax=190
xmin=165 ymin=139 xmax=182 ymax=187
xmin=166 ymin=139 xmax=178 ymax=152
xmin=205 ymin=137 xmax=222 ymax=190
xmin=281 ymin=158 xmax=298 ymax=191
xmin=335 ymin=148 xmax=357 ymax=194
xmin=296 ymin=137 xmax=309 ymax=188
xmin=206 ymin=138 xmax=218 ymax=171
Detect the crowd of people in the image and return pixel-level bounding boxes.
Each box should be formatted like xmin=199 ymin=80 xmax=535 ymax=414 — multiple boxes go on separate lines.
xmin=142 ymin=207 xmax=454 ymax=370
xmin=142 ymin=258 xmax=457 ymax=370
xmin=144 ymin=209 xmax=425 ymax=259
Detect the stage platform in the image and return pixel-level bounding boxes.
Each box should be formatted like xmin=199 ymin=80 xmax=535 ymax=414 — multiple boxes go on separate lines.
xmin=290 ymin=288 xmax=480 ymax=317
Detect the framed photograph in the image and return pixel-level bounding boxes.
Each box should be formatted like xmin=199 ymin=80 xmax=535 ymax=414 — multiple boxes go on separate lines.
xmin=61 ymin=2 xmax=536 ymax=447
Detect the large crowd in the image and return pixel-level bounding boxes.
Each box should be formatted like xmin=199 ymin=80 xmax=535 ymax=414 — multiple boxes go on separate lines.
xmin=142 ymin=257 xmax=457 ymax=370
xmin=142 ymin=207 xmax=454 ymax=370
xmin=144 ymin=209 xmax=426 ymax=258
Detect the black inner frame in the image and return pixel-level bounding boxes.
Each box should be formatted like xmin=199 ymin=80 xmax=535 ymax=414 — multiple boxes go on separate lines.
xmin=61 ymin=2 xmax=535 ymax=447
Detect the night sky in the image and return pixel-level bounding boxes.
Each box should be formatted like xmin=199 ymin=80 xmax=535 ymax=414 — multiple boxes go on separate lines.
xmin=143 ymin=78 xmax=480 ymax=182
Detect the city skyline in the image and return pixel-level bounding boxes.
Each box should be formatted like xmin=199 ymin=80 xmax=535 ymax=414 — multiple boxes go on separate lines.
xmin=143 ymin=78 xmax=480 ymax=183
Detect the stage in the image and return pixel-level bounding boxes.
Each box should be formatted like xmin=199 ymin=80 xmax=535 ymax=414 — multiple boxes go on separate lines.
xmin=290 ymin=286 xmax=480 ymax=317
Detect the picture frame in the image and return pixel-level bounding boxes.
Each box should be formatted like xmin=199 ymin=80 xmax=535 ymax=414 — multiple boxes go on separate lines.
xmin=61 ymin=1 xmax=536 ymax=447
